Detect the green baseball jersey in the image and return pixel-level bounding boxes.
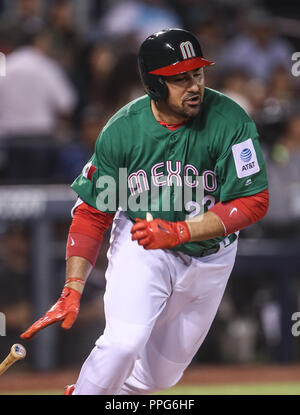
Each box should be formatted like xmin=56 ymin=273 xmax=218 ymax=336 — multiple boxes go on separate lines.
xmin=71 ymin=87 xmax=268 ymax=256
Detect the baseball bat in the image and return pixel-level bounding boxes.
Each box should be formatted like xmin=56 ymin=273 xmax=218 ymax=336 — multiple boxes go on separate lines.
xmin=0 ymin=344 xmax=26 ymax=376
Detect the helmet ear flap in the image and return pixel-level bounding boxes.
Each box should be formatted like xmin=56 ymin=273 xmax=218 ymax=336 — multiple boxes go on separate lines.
xmin=145 ymin=75 xmax=168 ymax=101
xmin=138 ymin=53 xmax=168 ymax=101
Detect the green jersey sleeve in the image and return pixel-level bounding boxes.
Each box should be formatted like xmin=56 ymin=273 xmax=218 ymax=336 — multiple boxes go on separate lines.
xmin=71 ymin=129 xmax=121 ymax=213
xmin=215 ymin=120 xmax=268 ymax=202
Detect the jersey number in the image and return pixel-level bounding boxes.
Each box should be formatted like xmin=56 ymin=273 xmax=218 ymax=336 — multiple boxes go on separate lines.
xmin=185 ymin=196 xmax=215 ymax=219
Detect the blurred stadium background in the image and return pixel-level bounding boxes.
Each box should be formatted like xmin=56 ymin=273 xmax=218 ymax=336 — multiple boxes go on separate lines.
xmin=0 ymin=0 xmax=300 ymax=394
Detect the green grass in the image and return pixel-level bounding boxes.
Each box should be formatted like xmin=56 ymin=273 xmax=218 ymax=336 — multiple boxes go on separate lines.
xmin=159 ymin=382 xmax=300 ymax=395
xmin=1 ymin=382 xmax=300 ymax=395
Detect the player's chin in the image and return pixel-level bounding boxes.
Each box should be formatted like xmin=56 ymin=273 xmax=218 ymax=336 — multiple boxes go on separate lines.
xmin=182 ymin=102 xmax=202 ymax=118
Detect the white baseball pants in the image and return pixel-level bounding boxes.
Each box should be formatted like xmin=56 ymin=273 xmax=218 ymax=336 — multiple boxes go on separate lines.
xmin=73 ymin=210 xmax=237 ymax=395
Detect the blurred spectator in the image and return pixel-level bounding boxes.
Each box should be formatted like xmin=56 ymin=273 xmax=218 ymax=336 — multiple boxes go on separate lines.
xmin=45 ymin=0 xmax=82 ymax=76
xmin=172 ymin=0 xmax=257 ymax=38
xmin=0 ymin=0 xmax=43 ymax=52
xmin=97 ymin=0 xmax=182 ymax=48
xmin=75 ymin=37 xmax=141 ymax=118
xmin=219 ymin=8 xmax=294 ymax=82
xmin=75 ymin=45 xmax=143 ymax=127
xmin=0 ymin=24 xmax=77 ymax=138
xmin=223 ymin=316 xmax=258 ymax=363
xmin=267 ymin=66 xmax=295 ymax=102
xmin=254 ymin=288 xmax=282 ymax=360
xmin=252 ymin=66 xmax=296 ymax=145
xmin=0 ymin=23 xmax=77 ymax=183
xmin=261 ymin=111 xmax=300 ymax=236
xmin=185 ymin=7 xmax=226 ymax=90
xmin=56 ymin=105 xmax=109 ymax=183
xmin=77 ymin=40 xmax=117 ymax=111
xmin=104 ymin=51 xmax=144 ymax=113
xmin=221 ymin=69 xmax=254 ymax=116
xmin=0 ymin=223 xmax=32 ymax=337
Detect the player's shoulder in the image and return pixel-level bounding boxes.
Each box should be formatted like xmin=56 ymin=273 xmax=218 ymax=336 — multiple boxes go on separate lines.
xmin=204 ymin=87 xmax=253 ymax=126
xmin=103 ymin=95 xmax=150 ymax=132
xmin=95 ymin=95 xmax=149 ymax=152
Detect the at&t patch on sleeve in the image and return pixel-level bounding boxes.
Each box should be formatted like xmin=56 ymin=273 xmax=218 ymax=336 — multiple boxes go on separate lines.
xmin=232 ymin=138 xmax=260 ymax=178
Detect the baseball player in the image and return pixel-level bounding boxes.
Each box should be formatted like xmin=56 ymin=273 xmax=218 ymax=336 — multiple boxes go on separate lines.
xmin=20 ymin=29 xmax=269 ymax=395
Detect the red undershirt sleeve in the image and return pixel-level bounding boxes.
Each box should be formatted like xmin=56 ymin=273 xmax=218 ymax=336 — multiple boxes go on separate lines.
xmin=66 ymin=202 xmax=115 ymax=267
xmin=209 ymin=188 xmax=269 ymax=236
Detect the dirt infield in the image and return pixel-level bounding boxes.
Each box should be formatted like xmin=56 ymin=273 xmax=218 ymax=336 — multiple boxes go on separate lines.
xmin=0 ymin=365 xmax=300 ymax=392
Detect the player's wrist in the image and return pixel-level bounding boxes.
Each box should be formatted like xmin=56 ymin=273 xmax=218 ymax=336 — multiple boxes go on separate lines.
xmin=176 ymin=221 xmax=191 ymax=244
xmin=64 ymin=278 xmax=85 ymax=294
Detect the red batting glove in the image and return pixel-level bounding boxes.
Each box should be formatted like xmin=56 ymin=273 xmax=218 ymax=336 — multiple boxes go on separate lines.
xmin=131 ymin=217 xmax=191 ymax=250
xmin=20 ymin=286 xmax=81 ymax=340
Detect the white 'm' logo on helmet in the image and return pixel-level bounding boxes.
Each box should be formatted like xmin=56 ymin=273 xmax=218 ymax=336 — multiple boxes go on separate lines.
xmin=180 ymin=41 xmax=196 ymax=60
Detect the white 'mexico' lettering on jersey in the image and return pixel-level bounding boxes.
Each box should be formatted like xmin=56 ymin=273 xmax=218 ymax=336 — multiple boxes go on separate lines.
xmin=203 ymin=170 xmax=217 ymax=192
xmin=128 ymin=169 xmax=149 ymax=195
xmin=184 ymin=164 xmax=199 ymax=187
xmin=152 ymin=162 xmax=167 ymax=187
xmin=180 ymin=41 xmax=196 ymax=60
xmin=166 ymin=161 xmax=182 ymax=186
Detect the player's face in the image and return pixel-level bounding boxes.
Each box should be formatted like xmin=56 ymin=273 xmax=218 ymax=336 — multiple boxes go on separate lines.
xmin=164 ymin=68 xmax=205 ymax=121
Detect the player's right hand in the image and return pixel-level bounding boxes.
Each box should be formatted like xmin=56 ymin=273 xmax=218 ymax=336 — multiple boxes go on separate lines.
xmin=131 ymin=216 xmax=191 ymax=250
xmin=20 ymin=286 xmax=82 ymax=340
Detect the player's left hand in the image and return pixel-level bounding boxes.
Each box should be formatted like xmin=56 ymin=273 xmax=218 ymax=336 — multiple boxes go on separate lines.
xmin=20 ymin=286 xmax=81 ymax=340
xmin=131 ymin=214 xmax=191 ymax=250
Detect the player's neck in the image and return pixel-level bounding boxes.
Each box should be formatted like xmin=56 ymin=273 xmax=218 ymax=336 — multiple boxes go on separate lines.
xmin=151 ymin=100 xmax=187 ymax=124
